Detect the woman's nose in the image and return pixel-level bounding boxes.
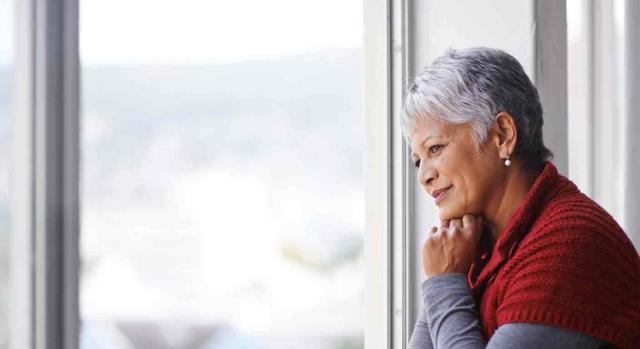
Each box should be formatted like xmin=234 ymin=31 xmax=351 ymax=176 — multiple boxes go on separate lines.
xmin=418 ymin=163 xmax=436 ymax=187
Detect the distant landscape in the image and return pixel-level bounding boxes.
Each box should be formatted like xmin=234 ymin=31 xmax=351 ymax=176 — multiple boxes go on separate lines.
xmin=0 ymin=47 xmax=365 ymax=348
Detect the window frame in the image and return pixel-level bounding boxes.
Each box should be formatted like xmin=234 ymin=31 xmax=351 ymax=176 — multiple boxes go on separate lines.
xmin=363 ymin=0 xmax=415 ymax=348
xmin=10 ymin=0 xmax=79 ymax=348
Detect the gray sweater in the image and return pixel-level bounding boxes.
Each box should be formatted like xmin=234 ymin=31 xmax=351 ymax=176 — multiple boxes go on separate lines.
xmin=408 ymin=273 xmax=614 ymax=349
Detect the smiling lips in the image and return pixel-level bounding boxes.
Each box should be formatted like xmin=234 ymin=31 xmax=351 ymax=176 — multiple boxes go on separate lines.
xmin=432 ymin=186 xmax=452 ymax=204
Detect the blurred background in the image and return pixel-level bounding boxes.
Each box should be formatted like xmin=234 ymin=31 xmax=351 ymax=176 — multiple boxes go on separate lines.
xmin=1 ymin=0 xmax=639 ymax=349
xmin=78 ymin=1 xmax=365 ymax=348
xmin=2 ymin=0 xmax=365 ymax=348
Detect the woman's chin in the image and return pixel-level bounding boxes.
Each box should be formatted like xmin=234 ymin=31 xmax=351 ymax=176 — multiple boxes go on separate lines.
xmin=438 ymin=209 xmax=453 ymax=221
xmin=438 ymin=205 xmax=463 ymax=221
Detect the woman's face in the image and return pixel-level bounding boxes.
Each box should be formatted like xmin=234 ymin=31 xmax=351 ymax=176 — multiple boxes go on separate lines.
xmin=409 ymin=117 xmax=504 ymax=221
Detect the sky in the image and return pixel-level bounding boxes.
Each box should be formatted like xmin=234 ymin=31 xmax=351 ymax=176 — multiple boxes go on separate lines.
xmin=1 ymin=0 xmax=364 ymax=66
xmin=81 ymin=0 xmax=363 ymax=66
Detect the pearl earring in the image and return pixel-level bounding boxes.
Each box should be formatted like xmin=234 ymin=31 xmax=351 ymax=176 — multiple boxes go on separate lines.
xmin=504 ymin=154 xmax=511 ymax=167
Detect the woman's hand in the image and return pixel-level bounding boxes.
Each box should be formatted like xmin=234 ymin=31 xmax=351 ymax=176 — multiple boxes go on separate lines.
xmin=422 ymin=214 xmax=484 ymax=279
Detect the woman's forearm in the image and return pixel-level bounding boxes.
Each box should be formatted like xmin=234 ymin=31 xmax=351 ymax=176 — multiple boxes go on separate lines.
xmin=408 ymin=303 xmax=434 ymax=349
xmin=423 ymin=273 xmax=486 ymax=348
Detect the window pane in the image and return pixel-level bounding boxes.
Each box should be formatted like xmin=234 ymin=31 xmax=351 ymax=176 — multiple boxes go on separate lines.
xmin=80 ymin=1 xmax=364 ymax=348
xmin=0 ymin=0 xmax=12 ymax=346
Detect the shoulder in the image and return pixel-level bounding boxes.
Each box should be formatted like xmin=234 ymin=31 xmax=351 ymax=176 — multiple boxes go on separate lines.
xmin=495 ymin=187 xmax=640 ymax=348
xmin=505 ymin=187 xmax=640 ymax=291
xmin=521 ymin=186 xmax=636 ymax=260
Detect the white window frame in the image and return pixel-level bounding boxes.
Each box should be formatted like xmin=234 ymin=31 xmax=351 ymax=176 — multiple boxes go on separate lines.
xmin=624 ymin=0 xmax=640 ymax=246
xmin=568 ymin=0 xmax=640 ymax=246
xmin=10 ymin=0 xmax=79 ymax=348
xmin=364 ymin=0 xmax=415 ymax=348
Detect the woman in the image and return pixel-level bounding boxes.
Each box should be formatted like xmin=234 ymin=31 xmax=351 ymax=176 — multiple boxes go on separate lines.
xmin=404 ymin=47 xmax=640 ymax=349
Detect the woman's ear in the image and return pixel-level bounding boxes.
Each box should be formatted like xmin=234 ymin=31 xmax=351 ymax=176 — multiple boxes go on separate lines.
xmin=492 ymin=112 xmax=517 ymax=158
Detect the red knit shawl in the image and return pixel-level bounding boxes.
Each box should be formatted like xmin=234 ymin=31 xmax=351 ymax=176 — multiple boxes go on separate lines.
xmin=468 ymin=161 xmax=640 ymax=348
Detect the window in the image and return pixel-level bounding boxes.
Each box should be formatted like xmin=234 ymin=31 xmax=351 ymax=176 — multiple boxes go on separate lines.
xmin=80 ymin=1 xmax=365 ymax=348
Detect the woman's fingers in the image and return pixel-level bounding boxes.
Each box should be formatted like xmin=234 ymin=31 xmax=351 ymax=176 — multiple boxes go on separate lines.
xmin=462 ymin=214 xmax=475 ymax=228
xmin=424 ymin=214 xmax=484 ymax=278
xmin=440 ymin=215 xmax=484 ymax=239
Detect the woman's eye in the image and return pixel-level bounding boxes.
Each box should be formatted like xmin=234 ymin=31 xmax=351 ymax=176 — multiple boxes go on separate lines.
xmin=414 ymin=159 xmax=421 ymax=168
xmin=429 ymin=145 xmax=443 ymax=155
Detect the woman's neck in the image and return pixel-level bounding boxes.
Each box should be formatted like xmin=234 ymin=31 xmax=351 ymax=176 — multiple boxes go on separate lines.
xmin=485 ymin=162 xmax=541 ymax=243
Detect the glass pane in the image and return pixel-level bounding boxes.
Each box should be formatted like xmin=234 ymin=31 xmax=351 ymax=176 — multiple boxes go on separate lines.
xmin=80 ymin=1 xmax=364 ymax=348
xmin=0 ymin=0 xmax=12 ymax=346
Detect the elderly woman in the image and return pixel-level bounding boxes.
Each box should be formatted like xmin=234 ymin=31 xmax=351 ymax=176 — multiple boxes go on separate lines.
xmin=404 ymin=48 xmax=640 ymax=349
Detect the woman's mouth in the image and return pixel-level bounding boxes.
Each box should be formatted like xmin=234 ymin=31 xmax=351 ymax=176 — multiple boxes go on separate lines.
xmin=433 ymin=186 xmax=452 ymax=205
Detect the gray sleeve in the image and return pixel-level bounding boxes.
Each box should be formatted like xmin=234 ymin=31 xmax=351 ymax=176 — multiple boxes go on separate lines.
xmin=421 ymin=273 xmax=613 ymax=349
xmin=488 ymin=323 xmax=616 ymax=349
xmin=408 ymin=299 xmax=434 ymax=349
xmin=422 ymin=273 xmax=486 ymax=348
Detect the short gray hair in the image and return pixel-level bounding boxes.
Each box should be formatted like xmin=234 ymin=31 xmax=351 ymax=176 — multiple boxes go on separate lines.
xmin=401 ymin=47 xmax=552 ymax=169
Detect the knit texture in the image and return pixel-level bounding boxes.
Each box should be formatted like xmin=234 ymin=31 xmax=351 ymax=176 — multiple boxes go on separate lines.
xmin=468 ymin=161 xmax=640 ymax=349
